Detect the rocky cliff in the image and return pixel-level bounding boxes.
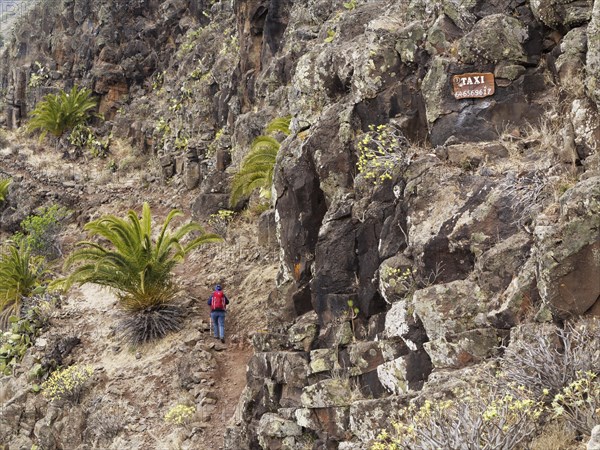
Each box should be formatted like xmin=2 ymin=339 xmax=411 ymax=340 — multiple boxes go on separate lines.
xmin=1 ymin=0 xmax=600 ymax=449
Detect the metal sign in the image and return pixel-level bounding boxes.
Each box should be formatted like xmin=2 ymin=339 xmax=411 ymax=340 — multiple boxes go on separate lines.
xmin=452 ymin=73 xmax=495 ymax=99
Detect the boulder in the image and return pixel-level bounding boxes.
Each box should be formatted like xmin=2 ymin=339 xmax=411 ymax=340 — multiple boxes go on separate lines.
xmin=412 ymin=280 xmax=500 ymax=368
xmin=534 ymin=177 xmax=600 ymax=318
xmin=257 ymin=413 xmax=303 ymax=450
xmin=570 ymin=98 xmax=600 ymax=158
xmin=588 ymin=425 xmax=600 ymax=450
xmin=531 ymin=0 xmax=593 ymax=29
xmin=317 ymin=321 xmax=355 ymax=348
xmin=247 ymin=352 xmax=310 ymax=388
xmin=190 ymin=193 xmax=230 ymax=220
xmin=459 ymin=14 xmax=529 ymax=64
xmin=309 ymin=348 xmax=339 ymax=374
xmin=376 ymin=351 xmax=433 ymax=394
xmin=344 ymin=341 xmax=385 ymax=376
xmin=426 ymin=14 xmax=463 ymax=55
xmin=252 ymin=331 xmax=288 ymax=353
xmin=413 ymin=280 xmax=489 ymax=341
xmin=376 ymin=358 xmax=408 ymax=394
xmin=295 ymin=407 xmax=350 ymax=440
xmin=474 ymin=232 xmax=532 ymax=296
xmin=423 ymin=328 xmax=500 ymax=368
xmin=183 ymin=160 xmax=201 ymax=190
xmin=555 ymin=27 xmax=588 ymax=85
xmin=349 ymin=396 xmax=412 ymax=444
xmin=422 ymin=57 xmax=452 ymax=124
xmin=300 ymin=378 xmax=357 ymax=408
xmin=257 ymin=209 xmax=277 ymax=246
xmin=588 ymin=1 xmax=600 ymax=107
xmin=488 ymin=257 xmax=541 ymax=329
xmin=395 ymin=22 xmax=426 ymax=64
xmin=288 ymin=311 xmax=319 ymax=351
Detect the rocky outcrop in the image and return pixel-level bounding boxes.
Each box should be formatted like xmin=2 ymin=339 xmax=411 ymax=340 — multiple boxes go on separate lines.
xmin=535 ymin=177 xmax=600 ymax=318
xmin=1 ymin=0 xmax=600 ymax=448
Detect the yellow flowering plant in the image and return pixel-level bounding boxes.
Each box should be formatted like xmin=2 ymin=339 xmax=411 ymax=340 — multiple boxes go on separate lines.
xmin=551 ymin=371 xmax=599 ymax=435
xmin=372 ymin=386 xmax=543 ymax=450
xmin=41 ymin=365 xmax=94 ymax=403
xmin=356 ymin=123 xmax=411 ymax=185
xmin=164 ymin=404 xmax=196 ymax=426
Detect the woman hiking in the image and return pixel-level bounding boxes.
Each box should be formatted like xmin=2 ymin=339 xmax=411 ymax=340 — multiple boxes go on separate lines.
xmin=208 ymin=284 xmax=229 ymax=344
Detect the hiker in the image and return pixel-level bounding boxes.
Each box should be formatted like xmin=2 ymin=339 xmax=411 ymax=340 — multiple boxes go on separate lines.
xmin=208 ymin=284 xmax=229 ymax=344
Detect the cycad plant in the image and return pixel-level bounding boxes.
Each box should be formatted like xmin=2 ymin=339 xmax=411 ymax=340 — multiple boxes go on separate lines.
xmin=62 ymin=203 xmax=222 ymax=344
xmin=27 ymin=86 xmax=97 ymax=140
xmin=229 ymin=115 xmax=291 ymax=207
xmin=0 ymin=178 xmax=11 ymax=203
xmin=0 ymin=241 xmax=46 ymax=328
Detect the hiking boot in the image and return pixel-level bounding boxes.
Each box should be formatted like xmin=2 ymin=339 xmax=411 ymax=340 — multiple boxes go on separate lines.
xmin=214 ymin=336 xmax=220 ymax=340
xmin=220 ymin=338 xmax=225 ymax=344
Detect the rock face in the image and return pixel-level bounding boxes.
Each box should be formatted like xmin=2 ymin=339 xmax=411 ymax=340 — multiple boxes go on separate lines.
xmin=1 ymin=0 xmax=600 ymax=449
xmin=535 ymin=177 xmax=600 ymax=318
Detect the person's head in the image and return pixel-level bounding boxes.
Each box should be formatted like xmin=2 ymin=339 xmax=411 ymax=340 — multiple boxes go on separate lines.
xmin=215 ymin=284 xmax=222 ymax=291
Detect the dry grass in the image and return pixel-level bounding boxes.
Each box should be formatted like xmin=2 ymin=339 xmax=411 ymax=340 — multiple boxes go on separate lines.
xmin=529 ymin=421 xmax=581 ymax=450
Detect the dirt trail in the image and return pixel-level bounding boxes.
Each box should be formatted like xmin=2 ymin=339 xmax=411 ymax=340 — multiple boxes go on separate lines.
xmin=1 ymin=136 xmax=271 ymax=448
xmin=207 ymin=345 xmax=252 ymax=449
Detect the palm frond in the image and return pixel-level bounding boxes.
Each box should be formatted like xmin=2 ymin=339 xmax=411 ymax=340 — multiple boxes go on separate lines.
xmin=265 ymin=115 xmax=292 ymax=136
xmin=0 ymin=178 xmax=11 ymax=203
xmin=0 ymin=242 xmax=45 ymax=329
xmin=63 ymin=203 xmax=222 ymax=325
xmin=27 ymin=86 xmax=97 ymax=140
xmin=229 ymin=134 xmax=282 ymax=207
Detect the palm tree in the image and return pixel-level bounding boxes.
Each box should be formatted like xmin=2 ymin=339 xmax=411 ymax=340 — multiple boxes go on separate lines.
xmin=0 ymin=242 xmax=45 ymax=328
xmin=229 ymin=116 xmax=291 ymax=207
xmin=27 ymin=86 xmax=97 ymax=141
xmin=0 ymin=178 xmax=11 ymax=203
xmin=62 ymin=203 xmax=222 ymax=343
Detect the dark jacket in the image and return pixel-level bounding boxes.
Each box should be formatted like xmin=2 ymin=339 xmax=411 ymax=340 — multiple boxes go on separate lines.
xmin=208 ymin=291 xmax=229 ymax=311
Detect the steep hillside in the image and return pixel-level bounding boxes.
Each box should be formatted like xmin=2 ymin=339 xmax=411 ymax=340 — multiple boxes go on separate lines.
xmin=1 ymin=0 xmax=600 ymax=449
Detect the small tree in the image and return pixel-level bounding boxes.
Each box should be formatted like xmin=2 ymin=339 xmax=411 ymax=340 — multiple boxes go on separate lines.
xmin=0 ymin=241 xmax=46 ymax=328
xmin=62 ymin=203 xmax=222 ymax=343
xmin=15 ymin=204 xmax=69 ymax=259
xmin=0 ymin=178 xmax=11 ymax=203
xmin=27 ymin=86 xmax=97 ymax=141
xmin=229 ymin=116 xmax=291 ymax=207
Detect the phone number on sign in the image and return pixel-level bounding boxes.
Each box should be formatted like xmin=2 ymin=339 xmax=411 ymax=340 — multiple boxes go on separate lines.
xmin=454 ymin=87 xmax=493 ymax=99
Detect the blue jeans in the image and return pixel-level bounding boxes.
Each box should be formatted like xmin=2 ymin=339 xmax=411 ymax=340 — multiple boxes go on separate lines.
xmin=211 ymin=311 xmax=226 ymax=339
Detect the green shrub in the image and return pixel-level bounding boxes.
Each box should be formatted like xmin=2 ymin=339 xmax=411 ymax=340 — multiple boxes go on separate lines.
xmin=164 ymin=404 xmax=196 ymax=426
xmin=373 ymin=319 xmax=600 ymax=450
xmin=28 ymin=62 xmax=49 ymax=88
xmin=343 ymin=0 xmax=358 ymax=9
xmin=551 ymin=371 xmax=599 ymax=435
xmin=62 ymin=203 xmax=222 ymax=343
xmin=0 ymin=316 xmax=36 ymax=375
xmin=372 ymin=386 xmax=543 ymax=450
xmin=0 ymin=241 xmax=47 ymax=328
xmin=501 ymin=319 xmax=600 ymax=399
xmin=41 ymin=364 xmax=94 ymax=402
xmin=27 ymin=85 xmax=97 ymax=140
xmin=86 ymin=400 xmax=132 ymax=442
xmin=229 ymin=116 xmax=291 ymax=207
xmin=67 ymin=124 xmax=110 ymax=158
xmin=0 ymin=178 xmax=11 ymax=203
xmin=356 ymin=123 xmax=410 ymax=185
xmin=208 ymin=209 xmax=235 ymax=237
xmin=16 ymin=204 xmax=69 ymax=259
xmin=0 ymin=128 xmax=9 ymax=148
xmin=0 ymin=297 xmax=53 ymax=375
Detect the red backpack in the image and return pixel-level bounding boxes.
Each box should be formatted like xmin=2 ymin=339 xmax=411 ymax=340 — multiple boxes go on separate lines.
xmin=211 ymin=291 xmax=226 ymax=311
